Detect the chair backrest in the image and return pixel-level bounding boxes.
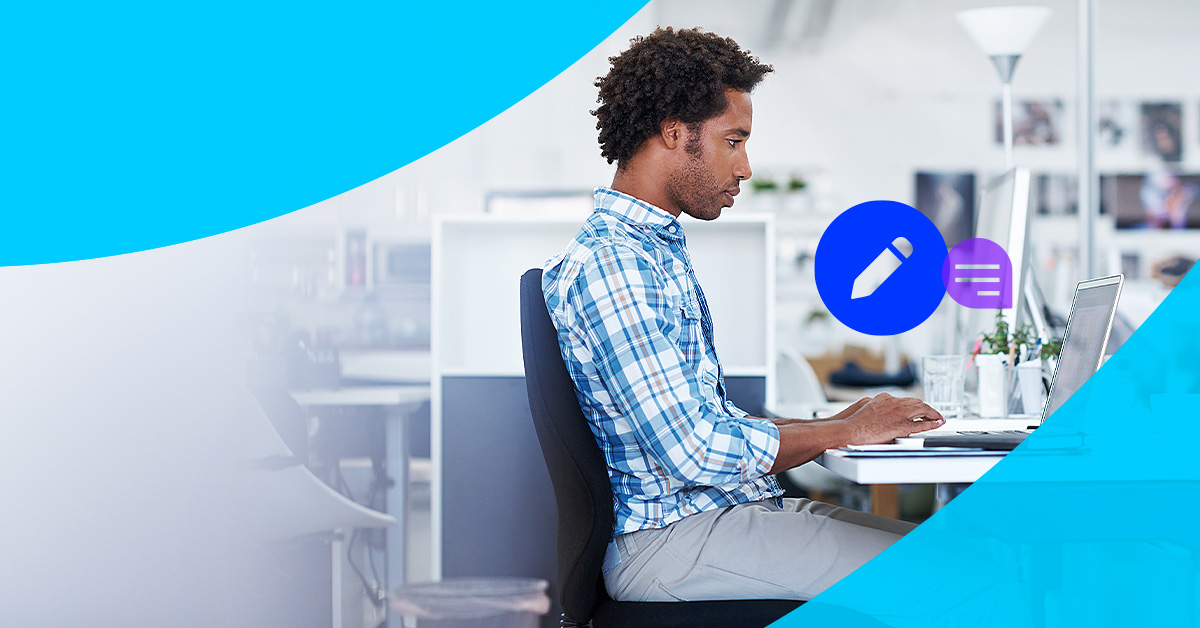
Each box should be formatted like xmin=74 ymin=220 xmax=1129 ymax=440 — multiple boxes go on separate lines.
xmin=776 ymin=348 xmax=828 ymax=405
xmin=519 ymin=268 xmax=614 ymax=624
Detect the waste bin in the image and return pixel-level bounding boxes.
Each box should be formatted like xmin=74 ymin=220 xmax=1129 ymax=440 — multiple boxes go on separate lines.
xmin=391 ymin=577 xmax=551 ymax=628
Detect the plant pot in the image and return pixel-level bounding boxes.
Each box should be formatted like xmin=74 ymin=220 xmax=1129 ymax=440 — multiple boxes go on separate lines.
xmin=976 ymin=353 xmax=1009 ymax=417
xmin=1013 ymin=359 xmax=1045 ymax=417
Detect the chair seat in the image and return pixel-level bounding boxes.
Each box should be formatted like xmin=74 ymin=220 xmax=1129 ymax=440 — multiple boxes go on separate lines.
xmin=590 ymin=598 xmax=802 ymax=628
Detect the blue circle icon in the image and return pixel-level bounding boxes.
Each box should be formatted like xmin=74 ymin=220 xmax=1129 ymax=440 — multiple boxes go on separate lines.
xmin=814 ymin=200 xmax=948 ymax=336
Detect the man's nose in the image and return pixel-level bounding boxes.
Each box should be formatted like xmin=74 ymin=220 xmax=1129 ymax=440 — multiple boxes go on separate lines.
xmin=734 ymin=155 xmax=752 ymax=181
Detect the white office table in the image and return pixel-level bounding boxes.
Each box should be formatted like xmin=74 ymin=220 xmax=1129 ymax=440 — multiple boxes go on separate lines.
xmin=290 ymin=384 xmax=431 ymax=593
xmin=290 ymin=385 xmax=431 ymax=407
xmin=245 ymin=387 xmax=400 ymax=538
xmin=243 ymin=395 xmax=396 ymax=628
xmin=815 ymin=417 xmax=1032 ymax=483
xmin=338 ymin=350 xmax=431 ymax=384
xmin=826 ymin=418 xmax=1033 ymax=517
xmin=770 ymin=402 xmax=1029 ymax=517
xmin=815 ymin=449 xmax=1001 ymax=485
xmin=816 ymin=448 xmax=1005 ymax=485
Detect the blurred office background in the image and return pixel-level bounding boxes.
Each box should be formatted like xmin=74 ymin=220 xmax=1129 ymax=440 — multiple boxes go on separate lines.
xmin=255 ymin=0 xmax=1200 ymax=362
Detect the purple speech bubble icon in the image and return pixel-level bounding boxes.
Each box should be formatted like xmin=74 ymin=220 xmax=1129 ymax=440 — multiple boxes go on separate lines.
xmin=942 ymin=237 xmax=1012 ymax=309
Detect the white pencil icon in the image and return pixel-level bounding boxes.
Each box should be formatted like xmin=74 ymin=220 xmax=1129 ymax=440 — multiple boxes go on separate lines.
xmin=851 ymin=237 xmax=913 ymax=299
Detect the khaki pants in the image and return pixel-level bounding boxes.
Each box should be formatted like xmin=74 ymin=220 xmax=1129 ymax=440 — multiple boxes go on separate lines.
xmin=604 ymin=497 xmax=915 ymax=602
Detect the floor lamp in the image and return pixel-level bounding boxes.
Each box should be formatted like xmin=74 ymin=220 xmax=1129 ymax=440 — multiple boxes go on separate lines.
xmin=956 ymin=6 xmax=1052 ymax=169
xmin=955 ymin=6 xmax=1056 ymax=346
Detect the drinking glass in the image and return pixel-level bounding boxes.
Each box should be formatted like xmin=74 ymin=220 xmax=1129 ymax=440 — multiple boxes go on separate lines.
xmin=922 ymin=355 xmax=965 ymax=419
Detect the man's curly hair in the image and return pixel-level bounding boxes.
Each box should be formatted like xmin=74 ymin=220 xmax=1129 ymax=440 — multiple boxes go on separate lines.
xmin=592 ymin=27 xmax=773 ymax=166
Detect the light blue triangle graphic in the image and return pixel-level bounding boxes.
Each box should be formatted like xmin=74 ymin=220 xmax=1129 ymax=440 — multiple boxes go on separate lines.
xmin=0 ymin=0 xmax=647 ymax=267
xmin=773 ymin=267 xmax=1200 ymax=627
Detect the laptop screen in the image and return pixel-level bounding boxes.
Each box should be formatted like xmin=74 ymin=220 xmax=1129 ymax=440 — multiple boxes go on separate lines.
xmin=1042 ymin=276 xmax=1123 ymax=421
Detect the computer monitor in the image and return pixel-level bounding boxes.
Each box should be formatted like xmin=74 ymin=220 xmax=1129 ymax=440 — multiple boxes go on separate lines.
xmin=958 ymin=168 xmax=1039 ymax=350
xmin=1041 ymin=275 xmax=1123 ymax=423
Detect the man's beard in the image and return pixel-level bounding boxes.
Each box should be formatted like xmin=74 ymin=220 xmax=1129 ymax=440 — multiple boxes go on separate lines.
xmin=665 ymin=139 xmax=723 ymax=221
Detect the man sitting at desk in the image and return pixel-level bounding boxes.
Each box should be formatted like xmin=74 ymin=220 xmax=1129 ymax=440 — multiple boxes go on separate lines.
xmin=542 ymin=27 xmax=946 ymax=602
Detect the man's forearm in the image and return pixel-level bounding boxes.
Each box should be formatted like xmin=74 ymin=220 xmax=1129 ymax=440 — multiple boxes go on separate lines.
xmin=767 ymin=416 xmax=841 ymax=426
xmin=766 ymin=418 xmax=851 ymax=475
xmin=761 ymin=394 xmax=946 ymax=474
xmin=759 ymin=405 xmax=859 ymax=473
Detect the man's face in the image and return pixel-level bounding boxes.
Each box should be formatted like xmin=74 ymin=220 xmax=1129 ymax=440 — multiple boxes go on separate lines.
xmin=664 ymin=89 xmax=754 ymax=221
xmin=1156 ymin=127 xmax=1175 ymax=154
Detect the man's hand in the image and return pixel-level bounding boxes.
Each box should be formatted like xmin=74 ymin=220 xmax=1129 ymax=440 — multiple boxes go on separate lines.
xmin=827 ymin=396 xmax=870 ymax=421
xmin=768 ymin=397 xmax=870 ymax=427
xmin=840 ymin=392 xmax=945 ymax=445
xmin=764 ymin=393 xmax=944 ymax=474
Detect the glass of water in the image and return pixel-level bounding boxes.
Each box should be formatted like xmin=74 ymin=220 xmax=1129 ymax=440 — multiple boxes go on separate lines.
xmin=922 ymin=355 xmax=965 ymax=419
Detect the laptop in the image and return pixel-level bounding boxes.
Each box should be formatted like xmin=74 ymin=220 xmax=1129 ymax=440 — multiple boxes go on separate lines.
xmin=921 ymin=274 xmax=1124 ymax=450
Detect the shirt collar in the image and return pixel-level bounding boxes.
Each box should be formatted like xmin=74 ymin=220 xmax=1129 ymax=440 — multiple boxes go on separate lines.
xmin=593 ymin=187 xmax=685 ymax=242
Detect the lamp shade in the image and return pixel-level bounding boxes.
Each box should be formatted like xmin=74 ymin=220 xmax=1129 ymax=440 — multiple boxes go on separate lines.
xmin=956 ymin=6 xmax=1052 ymax=56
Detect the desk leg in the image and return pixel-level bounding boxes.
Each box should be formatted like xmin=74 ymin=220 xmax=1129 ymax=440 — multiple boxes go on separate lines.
xmin=386 ymin=412 xmax=407 ymax=628
xmin=332 ymin=529 xmax=344 ymax=628
xmin=870 ymin=485 xmax=900 ymax=519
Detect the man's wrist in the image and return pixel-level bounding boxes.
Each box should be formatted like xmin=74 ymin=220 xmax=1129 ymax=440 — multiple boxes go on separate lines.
xmin=766 ymin=417 xmax=854 ymax=475
xmin=814 ymin=418 xmax=852 ymax=450
xmin=766 ymin=415 xmax=839 ymax=427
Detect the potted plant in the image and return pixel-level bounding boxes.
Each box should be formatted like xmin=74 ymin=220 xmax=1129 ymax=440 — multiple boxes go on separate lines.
xmin=749 ymin=175 xmax=781 ymax=211
xmin=782 ymin=174 xmax=811 ymax=212
xmin=975 ymin=312 xmax=1061 ymax=417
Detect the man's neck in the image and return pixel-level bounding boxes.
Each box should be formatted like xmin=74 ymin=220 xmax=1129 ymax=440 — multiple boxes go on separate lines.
xmin=610 ymin=162 xmax=680 ymax=217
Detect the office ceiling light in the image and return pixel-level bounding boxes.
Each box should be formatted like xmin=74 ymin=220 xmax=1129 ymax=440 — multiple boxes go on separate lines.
xmin=956 ymin=5 xmax=1052 ymax=168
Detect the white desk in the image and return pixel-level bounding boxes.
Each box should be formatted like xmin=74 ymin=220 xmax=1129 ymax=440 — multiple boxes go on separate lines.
xmin=290 ymin=385 xmax=431 ymax=407
xmin=289 ymin=385 xmax=431 ymax=598
xmin=246 ymin=387 xmax=399 ymax=538
xmin=244 ymin=394 xmax=396 ymax=628
xmin=339 ymin=350 xmax=431 ymax=384
xmin=815 ymin=417 xmax=1032 ymax=482
xmin=816 ymin=449 xmax=1005 ymax=485
xmin=769 ymin=401 xmax=1030 ymax=517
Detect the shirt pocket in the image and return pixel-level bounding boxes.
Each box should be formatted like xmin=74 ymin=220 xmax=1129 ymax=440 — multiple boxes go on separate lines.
xmin=680 ymin=296 xmax=722 ymax=402
xmin=676 ymin=294 xmax=704 ymax=364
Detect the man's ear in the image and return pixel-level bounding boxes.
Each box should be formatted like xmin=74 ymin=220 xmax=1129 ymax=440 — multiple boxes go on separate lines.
xmin=660 ymin=119 xmax=682 ymax=150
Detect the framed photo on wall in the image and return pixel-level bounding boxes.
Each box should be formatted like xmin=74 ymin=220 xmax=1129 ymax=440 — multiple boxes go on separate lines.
xmin=915 ymin=171 xmax=975 ymax=248
xmin=994 ymin=99 xmax=1063 ymax=145
xmin=1140 ymin=102 xmax=1183 ymax=162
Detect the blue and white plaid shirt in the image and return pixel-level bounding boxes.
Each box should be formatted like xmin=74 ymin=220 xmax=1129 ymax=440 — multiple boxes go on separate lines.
xmin=542 ymin=187 xmax=782 ymax=538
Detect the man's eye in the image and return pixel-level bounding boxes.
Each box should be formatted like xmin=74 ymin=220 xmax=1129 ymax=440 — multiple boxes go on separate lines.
xmin=728 ymin=139 xmax=741 ymax=148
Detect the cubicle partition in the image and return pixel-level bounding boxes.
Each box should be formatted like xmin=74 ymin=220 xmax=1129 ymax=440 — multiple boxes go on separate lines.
xmin=431 ymin=212 xmax=775 ymax=623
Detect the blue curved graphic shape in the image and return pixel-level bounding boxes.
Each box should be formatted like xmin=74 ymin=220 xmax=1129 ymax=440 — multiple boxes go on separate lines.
xmin=0 ymin=1 xmax=647 ymax=267
xmin=773 ymin=268 xmax=1200 ymax=627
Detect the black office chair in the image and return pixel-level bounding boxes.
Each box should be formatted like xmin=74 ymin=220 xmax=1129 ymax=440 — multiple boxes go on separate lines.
xmin=519 ymin=268 xmax=803 ymax=628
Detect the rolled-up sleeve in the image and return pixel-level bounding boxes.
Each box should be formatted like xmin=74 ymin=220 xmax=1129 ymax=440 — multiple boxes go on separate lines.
xmin=568 ymin=243 xmax=779 ymax=486
xmin=723 ymin=399 xmax=749 ymax=418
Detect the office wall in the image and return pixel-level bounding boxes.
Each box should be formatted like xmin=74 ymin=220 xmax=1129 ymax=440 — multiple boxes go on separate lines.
xmin=268 ymin=0 xmax=1200 ymax=357
xmin=289 ymin=0 xmax=1200 ymax=231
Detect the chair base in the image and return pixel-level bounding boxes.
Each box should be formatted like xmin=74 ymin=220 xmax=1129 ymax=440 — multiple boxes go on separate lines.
xmin=587 ymin=598 xmax=802 ymax=628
